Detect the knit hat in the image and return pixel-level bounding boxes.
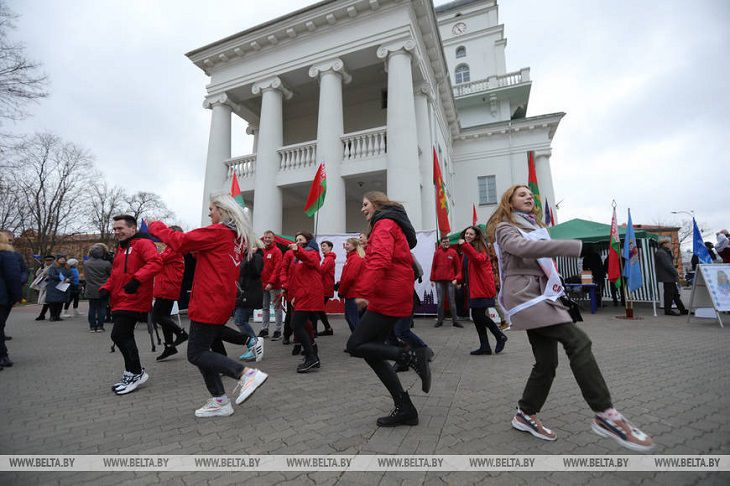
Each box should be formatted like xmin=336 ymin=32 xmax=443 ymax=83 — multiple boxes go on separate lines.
xmin=67 ymin=258 xmax=79 ymax=266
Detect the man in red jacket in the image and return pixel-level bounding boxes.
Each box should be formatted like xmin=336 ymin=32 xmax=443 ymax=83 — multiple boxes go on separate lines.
xmin=258 ymin=230 xmax=283 ymax=340
xmin=101 ymin=215 xmax=162 ymax=395
xmin=431 ymin=236 xmax=462 ymax=328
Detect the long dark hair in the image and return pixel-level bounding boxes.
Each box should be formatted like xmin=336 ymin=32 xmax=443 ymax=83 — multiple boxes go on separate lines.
xmin=461 ymin=225 xmax=487 ymax=253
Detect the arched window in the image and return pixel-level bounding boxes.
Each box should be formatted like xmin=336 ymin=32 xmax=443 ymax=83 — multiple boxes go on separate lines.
xmin=455 ymin=64 xmax=470 ymax=84
xmin=456 ymin=46 xmax=466 ymax=58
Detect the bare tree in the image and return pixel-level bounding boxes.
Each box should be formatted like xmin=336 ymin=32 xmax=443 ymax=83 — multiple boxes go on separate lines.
xmin=88 ymin=180 xmax=126 ymax=243
xmin=0 ymin=173 xmax=23 ymax=232
xmin=124 ymin=190 xmax=174 ymax=223
xmin=0 ymin=1 xmax=48 ymax=125
xmin=13 ymin=132 xmax=93 ymax=256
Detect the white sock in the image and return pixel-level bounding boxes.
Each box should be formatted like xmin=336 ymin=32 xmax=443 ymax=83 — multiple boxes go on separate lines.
xmin=214 ymin=395 xmax=229 ymax=404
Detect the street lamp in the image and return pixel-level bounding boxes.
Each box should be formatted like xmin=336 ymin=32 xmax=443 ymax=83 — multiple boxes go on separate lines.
xmin=671 ymin=210 xmax=695 ymax=218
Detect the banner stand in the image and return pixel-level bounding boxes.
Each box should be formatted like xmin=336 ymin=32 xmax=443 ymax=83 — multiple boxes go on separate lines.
xmin=686 ymin=264 xmax=730 ymax=328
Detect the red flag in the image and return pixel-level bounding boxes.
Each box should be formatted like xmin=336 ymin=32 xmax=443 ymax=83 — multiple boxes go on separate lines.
xmin=527 ymin=151 xmax=543 ymax=213
xmin=230 ymin=174 xmax=245 ymax=208
xmin=304 ymin=163 xmax=327 ymax=217
xmin=433 ymin=149 xmax=450 ymax=235
xmin=472 ymin=203 xmax=478 ymax=226
xmin=607 ymin=206 xmax=622 ymax=287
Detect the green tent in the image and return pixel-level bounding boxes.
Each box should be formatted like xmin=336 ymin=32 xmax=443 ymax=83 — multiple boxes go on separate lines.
xmin=547 ymin=218 xmax=658 ymax=243
xmin=446 ymin=224 xmax=487 ymax=244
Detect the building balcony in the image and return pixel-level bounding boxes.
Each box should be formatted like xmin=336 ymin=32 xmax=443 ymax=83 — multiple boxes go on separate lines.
xmin=225 ymin=125 xmax=388 ymax=191
xmin=453 ymin=68 xmax=531 ymax=98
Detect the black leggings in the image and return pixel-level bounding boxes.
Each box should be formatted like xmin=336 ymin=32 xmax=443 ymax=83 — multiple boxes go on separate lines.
xmin=346 ymin=311 xmax=406 ymax=402
xmin=49 ymin=302 xmax=64 ymax=320
xmin=292 ymin=311 xmax=317 ymax=357
xmin=211 ymin=325 xmax=249 ymax=356
xmin=152 ymin=298 xmax=185 ymax=346
xmin=187 ymin=321 xmax=245 ymax=397
xmin=471 ymin=307 xmax=505 ymax=345
xmin=64 ymin=285 xmax=80 ymax=310
xmin=311 ymin=298 xmax=331 ymax=332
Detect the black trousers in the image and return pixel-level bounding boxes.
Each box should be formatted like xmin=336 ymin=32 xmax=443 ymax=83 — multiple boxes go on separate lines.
xmin=283 ymin=300 xmax=293 ymax=340
xmin=471 ymin=307 xmax=505 ymax=347
xmin=0 ymin=305 xmax=10 ymax=359
xmin=662 ymin=282 xmax=686 ymax=313
xmin=292 ymin=310 xmax=317 ymax=357
xmin=311 ymin=297 xmax=331 ymax=332
xmin=49 ymin=302 xmax=64 ymax=320
xmin=518 ymin=322 xmax=612 ymax=415
xmin=152 ymin=298 xmax=184 ymax=346
xmin=346 ymin=311 xmax=405 ymax=402
xmin=111 ymin=311 xmax=144 ymax=374
xmin=187 ymin=321 xmax=245 ymax=397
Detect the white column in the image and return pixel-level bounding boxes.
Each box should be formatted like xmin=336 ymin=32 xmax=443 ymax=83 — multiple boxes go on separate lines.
xmin=377 ymin=39 xmax=422 ymax=229
xmin=415 ymin=84 xmax=436 ymax=231
xmin=246 ymin=124 xmax=259 ymax=153
xmin=309 ymin=58 xmax=350 ymax=233
xmin=201 ymin=94 xmax=232 ymax=225
xmin=251 ymin=77 xmax=292 ymax=235
xmin=534 ymin=149 xmax=556 ymax=217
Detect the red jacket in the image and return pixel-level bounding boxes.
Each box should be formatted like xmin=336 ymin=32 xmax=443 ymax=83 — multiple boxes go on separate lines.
xmin=279 ymin=249 xmax=294 ymax=294
xmin=154 ymin=247 xmax=184 ymax=300
xmin=261 ymin=244 xmax=282 ymax=289
xmin=284 ymin=245 xmax=324 ymax=311
xmin=355 ymin=219 xmax=414 ymax=317
xmin=101 ymin=235 xmax=162 ymax=313
xmin=430 ymin=246 xmax=460 ymax=282
xmin=320 ymin=252 xmax=336 ymax=298
xmin=458 ymin=242 xmax=496 ymax=300
xmin=149 ymin=221 xmax=241 ymax=325
xmin=337 ymin=250 xmax=364 ymax=299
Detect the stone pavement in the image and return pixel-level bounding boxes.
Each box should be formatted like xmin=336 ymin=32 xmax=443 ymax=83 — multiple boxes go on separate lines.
xmin=0 ymin=303 xmax=728 ymax=485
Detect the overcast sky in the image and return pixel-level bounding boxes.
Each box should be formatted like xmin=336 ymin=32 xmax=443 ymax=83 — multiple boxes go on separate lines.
xmin=6 ymin=0 xmax=730 ymax=240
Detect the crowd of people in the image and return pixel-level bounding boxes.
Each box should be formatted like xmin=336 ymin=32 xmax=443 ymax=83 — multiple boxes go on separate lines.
xmin=0 ymin=185 xmax=664 ymax=452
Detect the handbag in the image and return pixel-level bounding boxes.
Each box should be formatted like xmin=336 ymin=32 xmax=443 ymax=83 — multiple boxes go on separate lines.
xmin=559 ymin=295 xmax=583 ymax=323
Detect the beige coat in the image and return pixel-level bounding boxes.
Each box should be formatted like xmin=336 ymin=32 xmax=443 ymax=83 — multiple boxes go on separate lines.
xmin=495 ymin=222 xmax=582 ymax=330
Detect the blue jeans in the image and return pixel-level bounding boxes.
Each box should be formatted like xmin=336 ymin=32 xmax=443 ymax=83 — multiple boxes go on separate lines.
xmin=87 ymin=298 xmax=107 ymax=330
xmin=394 ymin=317 xmax=427 ymax=349
xmin=234 ymin=307 xmax=256 ymax=341
xmin=344 ymin=298 xmax=360 ymax=331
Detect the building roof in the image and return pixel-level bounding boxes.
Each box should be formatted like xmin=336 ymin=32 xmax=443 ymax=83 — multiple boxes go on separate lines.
xmin=434 ymin=0 xmax=490 ymax=15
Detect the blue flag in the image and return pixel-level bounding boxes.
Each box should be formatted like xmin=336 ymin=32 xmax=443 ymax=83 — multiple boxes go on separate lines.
xmin=622 ymin=209 xmax=643 ymax=293
xmin=692 ymin=217 xmax=713 ymax=264
xmin=139 ymin=218 xmax=148 ymax=233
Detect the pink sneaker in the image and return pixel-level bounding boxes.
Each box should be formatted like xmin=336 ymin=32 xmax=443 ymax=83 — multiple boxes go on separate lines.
xmin=511 ymin=408 xmax=557 ymax=441
xmin=592 ymin=415 xmax=655 ymax=452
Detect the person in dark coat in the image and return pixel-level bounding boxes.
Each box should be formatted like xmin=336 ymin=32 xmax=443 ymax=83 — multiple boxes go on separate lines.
xmin=655 ymin=238 xmax=688 ymax=316
xmin=235 ymin=245 xmax=265 ymax=363
xmin=581 ymin=244 xmax=606 ymax=308
xmin=0 ymin=232 xmax=23 ymax=369
xmin=84 ymin=244 xmax=112 ymax=332
xmin=45 ymin=255 xmax=70 ymax=321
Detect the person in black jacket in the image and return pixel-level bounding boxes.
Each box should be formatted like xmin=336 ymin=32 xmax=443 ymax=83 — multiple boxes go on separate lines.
xmin=655 ymin=238 xmax=688 ymax=316
xmin=235 ymin=246 xmax=265 ymax=362
xmin=0 ymin=232 xmax=23 ymax=369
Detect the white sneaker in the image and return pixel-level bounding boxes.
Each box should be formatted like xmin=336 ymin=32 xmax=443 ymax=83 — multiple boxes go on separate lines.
xmin=234 ymin=368 xmax=268 ymax=405
xmin=61 ymin=312 xmax=71 ymax=318
xmin=253 ymin=337 xmax=264 ymax=362
xmin=111 ymin=371 xmax=134 ymax=392
xmin=195 ymin=398 xmax=234 ymax=417
xmin=114 ymin=370 xmax=149 ymax=395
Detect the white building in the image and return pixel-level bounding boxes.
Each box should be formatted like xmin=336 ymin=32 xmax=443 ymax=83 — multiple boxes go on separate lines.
xmin=187 ymin=0 xmax=563 ymax=235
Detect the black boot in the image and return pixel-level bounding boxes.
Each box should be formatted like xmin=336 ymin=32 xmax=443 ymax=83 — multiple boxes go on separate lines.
xmin=156 ymin=345 xmax=177 ymax=361
xmin=470 ymin=335 xmax=492 ymax=355
xmin=292 ymin=344 xmax=302 ymax=356
xmin=495 ymin=335 xmax=508 ymax=354
xmin=377 ymin=392 xmax=418 ymax=427
xmin=173 ymin=330 xmax=188 ymax=346
xmin=401 ymin=347 xmax=431 ymax=393
xmin=392 ymin=361 xmax=409 ymax=373
xmin=297 ymin=354 xmax=320 ymax=373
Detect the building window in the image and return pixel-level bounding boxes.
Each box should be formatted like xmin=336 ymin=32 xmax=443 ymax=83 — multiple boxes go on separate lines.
xmin=455 ymin=64 xmax=470 ymax=84
xmin=456 ymin=46 xmax=466 ymax=58
xmin=478 ymin=175 xmax=497 ymax=205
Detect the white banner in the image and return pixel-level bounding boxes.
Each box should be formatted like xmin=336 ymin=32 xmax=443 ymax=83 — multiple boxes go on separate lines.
xmin=1 ymin=455 xmax=727 ymax=472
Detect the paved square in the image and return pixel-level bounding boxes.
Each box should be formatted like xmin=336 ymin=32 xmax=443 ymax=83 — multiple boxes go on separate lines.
xmin=1 ymin=303 xmax=728 ymax=485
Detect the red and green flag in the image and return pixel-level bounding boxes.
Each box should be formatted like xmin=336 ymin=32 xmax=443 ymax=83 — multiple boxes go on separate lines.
xmin=472 ymin=203 xmax=478 ymax=226
xmin=230 ymin=174 xmax=246 ymax=208
xmin=607 ymin=205 xmax=622 ymax=288
xmin=433 ymin=148 xmax=451 ymax=235
xmin=304 ymin=162 xmax=327 ymax=217
xmin=527 ymin=151 xmax=543 ymax=213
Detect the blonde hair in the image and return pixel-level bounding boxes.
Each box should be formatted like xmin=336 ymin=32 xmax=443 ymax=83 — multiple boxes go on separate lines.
xmin=486 ymin=184 xmax=544 ymax=241
xmin=0 ymin=232 xmax=13 ymax=252
xmin=209 ymin=192 xmax=257 ymax=260
xmin=346 ymin=237 xmax=365 ymax=258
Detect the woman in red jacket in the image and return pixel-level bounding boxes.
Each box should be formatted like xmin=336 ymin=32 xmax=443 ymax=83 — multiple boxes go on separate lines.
xmin=284 ymin=231 xmax=323 ymax=372
xmin=312 ymin=240 xmax=335 ymax=336
xmin=458 ymin=225 xmax=508 ymax=355
xmin=153 ymin=225 xmax=188 ymax=361
xmin=346 ymin=191 xmax=431 ymax=427
xmin=149 ymin=193 xmax=267 ymax=418
xmin=337 ymin=237 xmax=365 ymax=331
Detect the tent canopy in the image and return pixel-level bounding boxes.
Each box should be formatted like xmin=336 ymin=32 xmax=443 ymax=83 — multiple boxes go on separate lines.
xmin=548 ymin=218 xmax=658 ymax=243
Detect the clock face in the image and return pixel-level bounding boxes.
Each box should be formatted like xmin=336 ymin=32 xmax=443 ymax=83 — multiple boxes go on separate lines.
xmin=452 ymin=22 xmax=467 ymax=35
